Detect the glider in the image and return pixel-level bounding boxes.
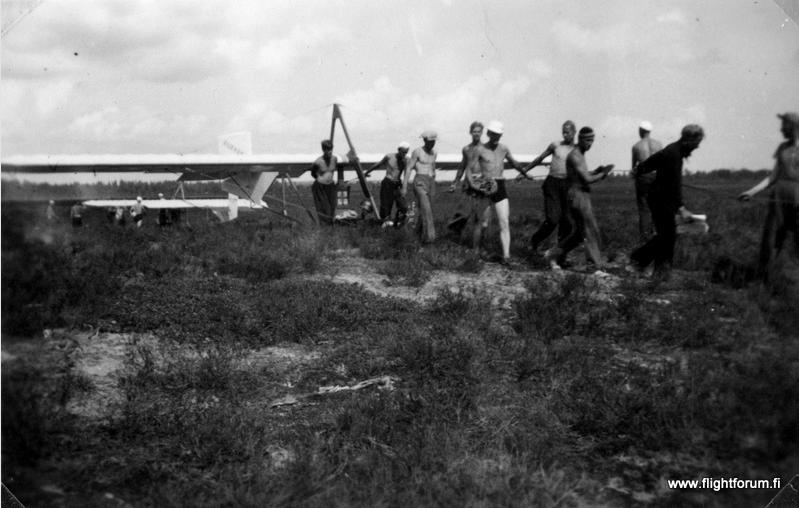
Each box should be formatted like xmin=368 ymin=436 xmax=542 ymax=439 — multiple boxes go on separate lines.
xmin=1 ymin=104 xmax=558 ymax=223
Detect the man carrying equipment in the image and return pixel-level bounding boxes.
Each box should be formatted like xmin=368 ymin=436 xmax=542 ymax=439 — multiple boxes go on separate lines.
xmin=629 ymin=124 xmax=705 ymax=280
xmin=466 ymin=120 xmax=529 ymax=265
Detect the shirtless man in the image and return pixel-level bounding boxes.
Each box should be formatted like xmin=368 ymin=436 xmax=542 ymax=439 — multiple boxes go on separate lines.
xmin=525 ymin=120 xmax=576 ymax=252
xmin=310 ymin=140 xmax=342 ymax=225
xmin=403 ymin=130 xmax=438 ymax=243
xmin=365 ymin=141 xmax=410 ymax=227
xmin=631 ymin=121 xmax=664 ymax=242
xmin=446 ymin=121 xmax=490 ymax=248
xmin=466 ymin=120 xmax=528 ymax=265
xmin=546 ymin=127 xmax=614 ymax=270
xmin=450 ymin=121 xmax=484 ymax=192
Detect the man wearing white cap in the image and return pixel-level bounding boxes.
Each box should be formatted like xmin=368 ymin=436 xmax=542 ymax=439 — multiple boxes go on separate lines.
xmin=403 ymin=131 xmax=438 ymax=243
xmin=631 ymin=121 xmax=664 ymax=242
xmin=467 ymin=120 xmax=528 ymax=265
xmin=130 ymin=196 xmax=145 ymax=228
xmin=365 ymin=141 xmax=411 ymax=226
xmin=739 ymin=112 xmax=799 ymax=279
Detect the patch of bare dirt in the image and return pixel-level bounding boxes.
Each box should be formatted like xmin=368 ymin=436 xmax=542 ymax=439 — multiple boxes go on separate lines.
xmin=315 ymin=252 xmax=623 ymax=310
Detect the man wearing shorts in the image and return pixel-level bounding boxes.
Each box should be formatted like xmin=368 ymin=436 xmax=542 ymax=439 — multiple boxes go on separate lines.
xmin=467 ymin=120 xmax=529 ymax=265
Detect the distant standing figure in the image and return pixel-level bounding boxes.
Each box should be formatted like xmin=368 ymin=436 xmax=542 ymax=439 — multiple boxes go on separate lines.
xmin=526 ymin=120 xmax=577 ymax=252
xmin=631 ymin=121 xmax=664 ymax=242
xmin=46 ymin=200 xmax=57 ymax=222
xmin=115 ymin=206 xmax=126 ymax=226
xmin=365 ymin=141 xmax=410 ymax=226
xmin=629 ymin=124 xmax=705 ymax=279
xmin=545 ymin=127 xmax=614 ymax=270
xmin=157 ymin=193 xmax=170 ymax=228
xmin=447 ymin=121 xmax=487 ymax=248
xmin=310 ymin=140 xmax=341 ymax=225
xmin=466 ymin=120 xmax=529 ymax=264
xmin=403 ymin=131 xmax=439 ymax=243
xmin=131 ymin=196 xmax=145 ymax=228
xmin=70 ymin=202 xmax=83 ymax=228
xmin=739 ymin=112 xmax=799 ymax=278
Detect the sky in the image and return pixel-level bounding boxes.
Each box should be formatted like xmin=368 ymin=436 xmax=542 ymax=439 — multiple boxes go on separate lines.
xmin=2 ymin=0 xmax=799 ymax=175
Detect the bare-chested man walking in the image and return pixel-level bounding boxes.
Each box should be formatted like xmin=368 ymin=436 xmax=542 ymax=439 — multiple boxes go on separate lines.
xmin=403 ymin=131 xmax=439 ymax=244
xmin=545 ymin=127 xmax=614 ymax=270
xmin=525 ymin=120 xmax=577 ymax=253
xmin=631 ymin=121 xmax=663 ymax=241
xmin=466 ymin=120 xmax=529 ymax=265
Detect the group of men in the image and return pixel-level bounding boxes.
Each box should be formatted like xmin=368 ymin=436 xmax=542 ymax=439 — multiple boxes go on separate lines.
xmin=303 ymin=110 xmax=799 ymax=279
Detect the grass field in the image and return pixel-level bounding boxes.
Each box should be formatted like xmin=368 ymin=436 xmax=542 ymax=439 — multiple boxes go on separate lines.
xmin=2 ymin=173 xmax=798 ymax=507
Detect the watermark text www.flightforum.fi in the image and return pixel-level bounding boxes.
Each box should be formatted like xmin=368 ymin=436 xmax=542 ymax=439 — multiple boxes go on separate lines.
xmin=668 ymin=477 xmax=781 ymax=491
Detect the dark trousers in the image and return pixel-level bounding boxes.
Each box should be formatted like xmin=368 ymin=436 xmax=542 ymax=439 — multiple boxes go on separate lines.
xmin=635 ymin=174 xmax=655 ymax=242
xmin=312 ymin=181 xmax=337 ymax=225
xmin=758 ymin=182 xmax=799 ymax=277
xmin=530 ymin=176 xmax=572 ymax=249
xmin=630 ymin=197 xmax=676 ymax=272
xmin=379 ymin=178 xmax=408 ymax=225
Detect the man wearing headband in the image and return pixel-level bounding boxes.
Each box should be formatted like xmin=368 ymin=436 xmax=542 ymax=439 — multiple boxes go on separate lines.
xmin=630 ymin=124 xmax=705 ymax=280
xmin=739 ymin=112 xmax=799 ymax=279
xmin=545 ymin=127 xmax=614 ymax=270
xmin=403 ymin=130 xmax=439 ymax=243
xmin=524 ymin=120 xmax=577 ymax=254
xmin=366 ymin=141 xmax=411 ymax=227
xmin=467 ymin=120 xmax=529 ymax=265
xmin=631 ymin=121 xmax=664 ymax=242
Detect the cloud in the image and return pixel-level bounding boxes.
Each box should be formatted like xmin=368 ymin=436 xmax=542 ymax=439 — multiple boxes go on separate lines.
xmin=657 ymin=10 xmax=687 ymax=24
xmin=551 ymin=16 xmax=701 ymax=65
xmin=254 ymin=24 xmax=352 ymax=73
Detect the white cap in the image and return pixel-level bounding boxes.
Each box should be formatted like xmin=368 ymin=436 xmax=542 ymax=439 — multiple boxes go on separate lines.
xmin=639 ymin=121 xmax=653 ymax=132
xmin=486 ymin=120 xmax=504 ymax=135
xmin=137 ymin=196 xmax=142 ymax=201
xmin=398 ymin=141 xmax=410 ymax=150
xmin=158 ymin=193 xmax=164 ymax=198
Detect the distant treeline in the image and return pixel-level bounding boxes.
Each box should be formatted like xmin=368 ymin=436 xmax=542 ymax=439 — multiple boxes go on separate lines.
xmin=1 ymin=168 xmax=770 ymax=202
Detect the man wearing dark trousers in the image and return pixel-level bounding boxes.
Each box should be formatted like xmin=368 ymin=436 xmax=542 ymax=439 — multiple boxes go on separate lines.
xmin=366 ymin=141 xmax=410 ymax=227
xmin=629 ymin=124 xmax=705 ymax=279
xmin=525 ymin=120 xmax=576 ymax=252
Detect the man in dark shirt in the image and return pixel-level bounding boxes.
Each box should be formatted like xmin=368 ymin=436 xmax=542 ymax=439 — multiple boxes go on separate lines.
xmin=629 ymin=124 xmax=704 ymax=279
